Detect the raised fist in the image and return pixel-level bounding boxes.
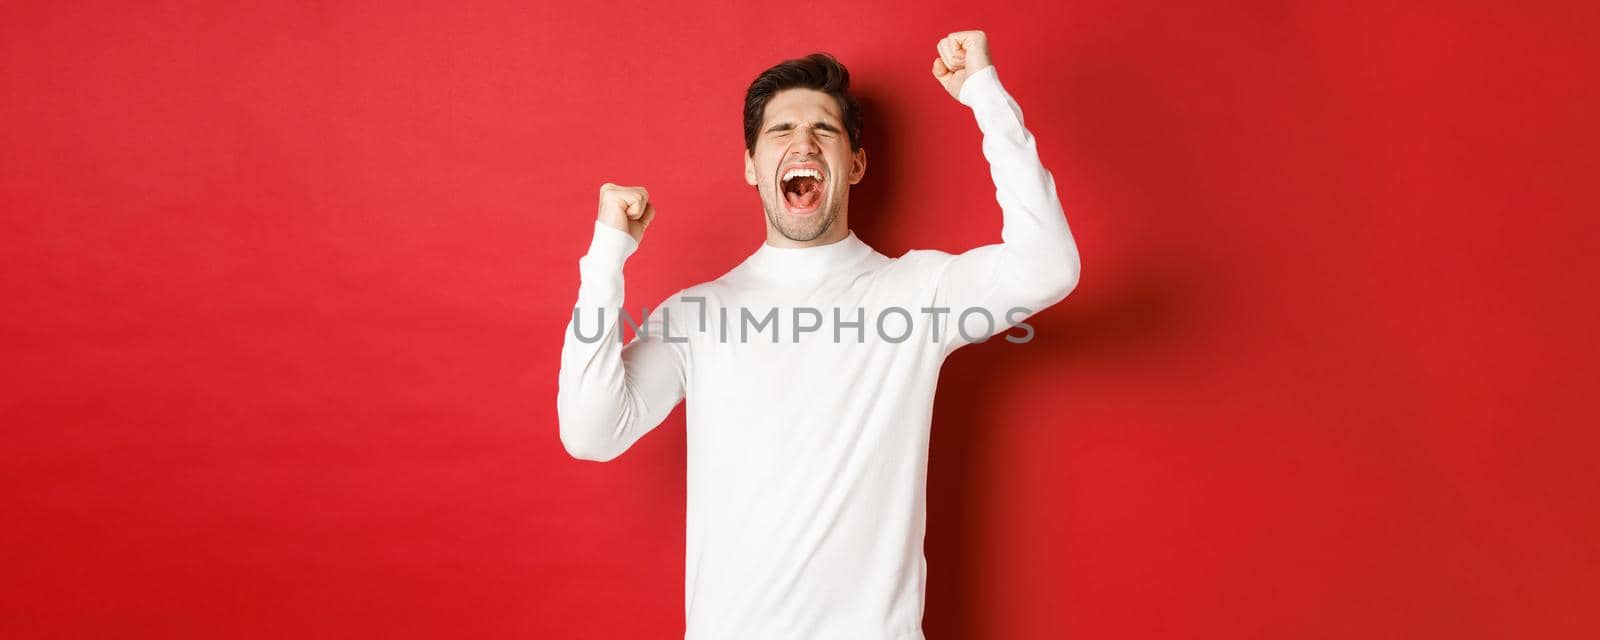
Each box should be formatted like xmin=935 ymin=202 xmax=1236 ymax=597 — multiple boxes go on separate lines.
xmin=596 ymin=183 xmax=656 ymax=245
xmin=931 ymin=30 xmax=992 ymax=101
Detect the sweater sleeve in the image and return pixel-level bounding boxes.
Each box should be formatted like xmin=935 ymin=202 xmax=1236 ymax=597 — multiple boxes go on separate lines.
xmin=929 ymin=65 xmax=1081 ymax=356
xmin=556 ymin=220 xmax=689 ymax=461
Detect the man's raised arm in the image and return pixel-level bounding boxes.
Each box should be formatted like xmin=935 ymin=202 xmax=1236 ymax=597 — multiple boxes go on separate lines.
xmin=556 ymin=184 xmax=687 ymax=462
xmin=927 ymin=31 xmax=1082 ymax=355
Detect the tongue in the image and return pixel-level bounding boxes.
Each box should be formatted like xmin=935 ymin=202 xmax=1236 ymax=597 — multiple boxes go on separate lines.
xmin=785 ymin=189 xmax=820 ymax=210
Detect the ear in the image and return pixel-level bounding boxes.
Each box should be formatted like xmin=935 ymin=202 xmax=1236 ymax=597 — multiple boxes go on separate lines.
xmin=847 ymin=146 xmax=868 ymax=185
xmin=744 ymin=149 xmax=758 ymax=187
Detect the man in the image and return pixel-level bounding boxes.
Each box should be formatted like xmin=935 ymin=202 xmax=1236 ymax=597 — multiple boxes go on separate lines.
xmin=558 ymin=31 xmax=1081 ymax=639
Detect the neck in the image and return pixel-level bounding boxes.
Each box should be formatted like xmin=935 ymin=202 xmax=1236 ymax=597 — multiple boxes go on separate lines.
xmin=744 ymin=218 xmax=873 ymax=283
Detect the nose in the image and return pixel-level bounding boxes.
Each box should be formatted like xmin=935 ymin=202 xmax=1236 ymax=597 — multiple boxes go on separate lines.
xmin=789 ymin=127 xmax=822 ymax=154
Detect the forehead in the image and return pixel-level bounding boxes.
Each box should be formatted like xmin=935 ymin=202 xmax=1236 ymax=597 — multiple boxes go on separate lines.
xmin=761 ymin=87 xmax=842 ymax=126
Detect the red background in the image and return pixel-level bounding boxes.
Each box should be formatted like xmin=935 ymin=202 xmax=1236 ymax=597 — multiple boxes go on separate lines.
xmin=3 ymin=1 xmax=1597 ymax=638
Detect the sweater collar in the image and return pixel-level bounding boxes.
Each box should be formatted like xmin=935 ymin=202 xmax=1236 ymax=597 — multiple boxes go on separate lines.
xmin=742 ymin=229 xmax=875 ymax=282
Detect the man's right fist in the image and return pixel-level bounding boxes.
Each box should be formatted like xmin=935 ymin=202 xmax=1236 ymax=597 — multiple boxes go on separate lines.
xmin=597 ymin=183 xmax=656 ymax=245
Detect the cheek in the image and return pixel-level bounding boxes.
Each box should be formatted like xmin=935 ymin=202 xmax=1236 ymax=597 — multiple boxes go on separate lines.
xmin=831 ymin=152 xmax=853 ymax=186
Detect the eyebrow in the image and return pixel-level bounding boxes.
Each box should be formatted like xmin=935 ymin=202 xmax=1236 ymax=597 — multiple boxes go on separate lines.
xmin=764 ymin=120 xmax=842 ymax=134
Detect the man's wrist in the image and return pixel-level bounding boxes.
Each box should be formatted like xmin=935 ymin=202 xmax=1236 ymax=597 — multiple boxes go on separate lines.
xmin=957 ymin=65 xmax=1000 ymax=107
xmin=588 ymin=220 xmax=636 ymax=259
xmin=582 ymin=220 xmax=639 ymax=272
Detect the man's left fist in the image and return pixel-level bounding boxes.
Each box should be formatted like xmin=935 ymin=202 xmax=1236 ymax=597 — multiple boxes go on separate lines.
xmin=931 ymin=30 xmax=992 ymax=101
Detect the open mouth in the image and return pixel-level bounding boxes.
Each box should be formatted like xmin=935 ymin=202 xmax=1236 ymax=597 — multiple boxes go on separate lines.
xmin=780 ymin=167 xmax=825 ymax=214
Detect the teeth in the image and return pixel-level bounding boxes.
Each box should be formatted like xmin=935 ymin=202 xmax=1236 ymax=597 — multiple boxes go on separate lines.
xmin=781 ymin=168 xmax=823 ymax=183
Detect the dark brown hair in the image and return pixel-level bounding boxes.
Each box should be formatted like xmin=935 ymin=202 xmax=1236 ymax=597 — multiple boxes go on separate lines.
xmin=743 ymin=52 xmax=864 ymax=153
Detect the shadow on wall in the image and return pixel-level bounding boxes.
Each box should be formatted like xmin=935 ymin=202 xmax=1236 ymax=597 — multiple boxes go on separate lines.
xmin=904 ymin=60 xmax=1227 ymax=636
xmin=846 ymin=89 xmax=902 ymax=253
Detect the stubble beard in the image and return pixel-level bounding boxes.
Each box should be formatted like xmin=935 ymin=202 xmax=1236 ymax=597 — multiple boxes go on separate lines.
xmin=764 ymin=186 xmax=841 ymax=243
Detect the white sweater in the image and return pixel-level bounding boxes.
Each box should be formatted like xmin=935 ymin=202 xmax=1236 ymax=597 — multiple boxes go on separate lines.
xmin=557 ymin=65 xmax=1080 ymax=640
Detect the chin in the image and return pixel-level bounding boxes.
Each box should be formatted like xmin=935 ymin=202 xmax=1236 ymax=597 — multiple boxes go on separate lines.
xmin=789 ymin=209 xmax=838 ymax=241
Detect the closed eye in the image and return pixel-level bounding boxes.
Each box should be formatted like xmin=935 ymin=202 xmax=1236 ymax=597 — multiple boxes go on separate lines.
xmin=765 ymin=121 xmax=842 ymax=137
